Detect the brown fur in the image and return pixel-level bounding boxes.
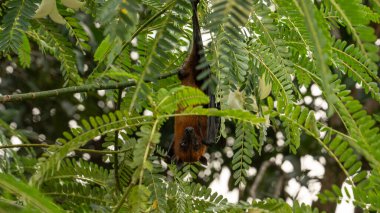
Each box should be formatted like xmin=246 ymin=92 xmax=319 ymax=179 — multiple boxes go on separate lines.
xmin=174 ymin=48 xmax=207 ymax=162
xmin=173 ymin=0 xmax=210 ymax=163
xmin=173 ymin=115 xmax=207 ymax=162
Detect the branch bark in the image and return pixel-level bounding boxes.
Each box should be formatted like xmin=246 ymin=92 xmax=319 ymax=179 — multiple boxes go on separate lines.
xmin=0 ymin=143 xmax=132 ymax=154
xmin=250 ymin=160 xmax=275 ymax=199
xmin=0 ymin=69 xmax=179 ymax=103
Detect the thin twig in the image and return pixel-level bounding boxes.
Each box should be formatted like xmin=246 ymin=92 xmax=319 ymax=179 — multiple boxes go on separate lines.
xmin=250 ymin=160 xmax=274 ymax=199
xmin=112 ymin=180 xmax=136 ymax=213
xmin=0 ymin=69 xmax=179 ymax=103
xmin=111 ymin=0 xmax=177 ymax=65
xmin=273 ymin=173 xmax=284 ymax=198
xmin=91 ymin=0 xmax=177 ymax=75
xmin=114 ymin=89 xmax=122 ymax=192
xmin=0 ymin=143 xmax=131 ymax=154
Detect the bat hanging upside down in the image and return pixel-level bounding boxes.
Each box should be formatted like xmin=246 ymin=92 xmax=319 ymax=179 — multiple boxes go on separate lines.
xmin=172 ymin=0 xmax=219 ymax=165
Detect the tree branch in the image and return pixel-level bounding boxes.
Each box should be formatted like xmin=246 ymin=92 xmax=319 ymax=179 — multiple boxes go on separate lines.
xmin=0 ymin=69 xmax=179 ymax=103
xmin=273 ymin=172 xmax=285 ymax=198
xmin=0 ymin=143 xmax=132 ymax=154
xmin=250 ymin=160 xmax=275 ymax=199
xmin=114 ymin=89 xmax=122 ymax=192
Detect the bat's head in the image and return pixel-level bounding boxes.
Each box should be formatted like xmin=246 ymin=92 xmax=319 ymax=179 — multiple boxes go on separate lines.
xmin=180 ymin=126 xmax=201 ymax=151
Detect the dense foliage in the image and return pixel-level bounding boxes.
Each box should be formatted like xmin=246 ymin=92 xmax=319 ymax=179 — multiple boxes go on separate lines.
xmin=0 ymin=0 xmax=380 ymax=212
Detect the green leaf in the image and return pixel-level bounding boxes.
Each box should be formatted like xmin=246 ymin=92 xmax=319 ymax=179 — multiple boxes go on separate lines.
xmin=0 ymin=173 xmax=64 ymax=212
xmin=18 ymin=33 xmax=31 ymax=68
xmin=127 ymin=185 xmax=151 ymax=212
xmin=94 ymin=35 xmax=112 ymax=62
xmin=0 ymin=0 xmax=37 ymax=53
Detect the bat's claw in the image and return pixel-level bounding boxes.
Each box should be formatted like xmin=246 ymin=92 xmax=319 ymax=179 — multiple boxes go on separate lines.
xmin=190 ymin=0 xmax=200 ymax=6
xmin=200 ymin=156 xmax=207 ymax=165
xmin=202 ymin=139 xmax=213 ymax=146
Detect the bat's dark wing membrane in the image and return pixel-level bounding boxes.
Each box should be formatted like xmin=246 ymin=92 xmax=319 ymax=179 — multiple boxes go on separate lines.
xmin=190 ymin=0 xmax=220 ymax=145
xmin=206 ymin=91 xmax=220 ymax=145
